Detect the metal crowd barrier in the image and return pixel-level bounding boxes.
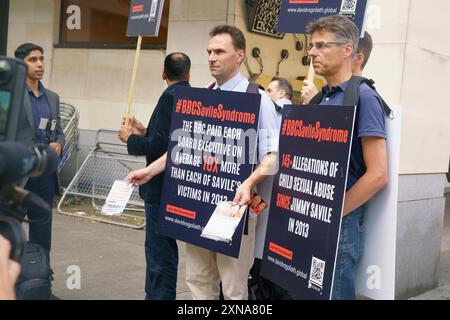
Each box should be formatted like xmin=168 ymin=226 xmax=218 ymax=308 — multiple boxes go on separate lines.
xmin=59 ymin=102 xmax=80 ymax=171
xmin=57 ymin=129 xmax=147 ymax=229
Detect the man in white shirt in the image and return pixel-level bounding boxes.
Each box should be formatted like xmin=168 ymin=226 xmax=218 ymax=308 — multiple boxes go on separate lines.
xmin=266 ymin=77 xmax=293 ymax=110
xmin=185 ymin=25 xmax=279 ymax=300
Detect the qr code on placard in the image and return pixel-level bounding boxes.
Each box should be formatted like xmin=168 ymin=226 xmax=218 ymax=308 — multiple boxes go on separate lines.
xmin=309 ymin=256 xmax=325 ymax=287
xmin=340 ymin=0 xmax=357 ymax=13
xmin=150 ymin=0 xmax=158 ymax=18
xmin=251 ymin=0 xmax=284 ymax=39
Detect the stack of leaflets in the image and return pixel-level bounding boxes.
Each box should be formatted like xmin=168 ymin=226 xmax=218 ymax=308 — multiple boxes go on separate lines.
xmin=201 ymin=201 xmax=247 ymax=243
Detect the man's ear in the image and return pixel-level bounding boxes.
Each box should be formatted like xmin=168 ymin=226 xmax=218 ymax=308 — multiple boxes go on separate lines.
xmin=162 ymin=70 xmax=167 ymax=81
xmin=355 ymin=52 xmax=364 ymax=65
xmin=343 ymin=43 xmax=354 ymax=58
xmin=279 ymin=89 xmax=286 ymax=98
xmin=236 ymin=49 xmax=245 ymax=65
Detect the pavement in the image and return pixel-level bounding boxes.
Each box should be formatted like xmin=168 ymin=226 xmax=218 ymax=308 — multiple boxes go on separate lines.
xmin=41 ymin=212 xmax=192 ymax=300
xmin=25 ymin=195 xmax=449 ymax=300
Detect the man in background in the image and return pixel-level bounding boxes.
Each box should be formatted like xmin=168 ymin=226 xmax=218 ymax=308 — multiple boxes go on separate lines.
xmin=266 ymin=77 xmax=293 ymax=111
xmin=14 ymin=43 xmax=65 ymax=263
xmin=118 ymin=52 xmax=191 ymax=300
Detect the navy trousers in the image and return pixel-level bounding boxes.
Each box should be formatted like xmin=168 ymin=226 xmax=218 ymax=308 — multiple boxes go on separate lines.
xmin=24 ymin=174 xmax=56 ymax=257
xmin=144 ymin=202 xmax=179 ymax=300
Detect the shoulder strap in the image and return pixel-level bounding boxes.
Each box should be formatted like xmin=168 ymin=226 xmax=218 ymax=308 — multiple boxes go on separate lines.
xmin=243 ymin=82 xmax=260 ymax=236
xmin=344 ymin=76 xmax=394 ymax=119
xmin=307 ymin=76 xmax=393 ymax=118
xmin=343 ymin=76 xmax=365 ymax=107
xmin=365 ymin=78 xmax=394 ymax=119
xmin=246 ymin=82 xmax=281 ymax=113
xmin=246 ymin=82 xmax=259 ymax=94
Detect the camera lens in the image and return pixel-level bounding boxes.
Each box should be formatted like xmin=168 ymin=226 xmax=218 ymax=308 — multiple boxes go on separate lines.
xmin=0 ymin=60 xmax=12 ymax=85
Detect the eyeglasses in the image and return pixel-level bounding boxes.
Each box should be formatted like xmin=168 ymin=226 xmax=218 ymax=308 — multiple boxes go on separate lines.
xmin=307 ymin=41 xmax=348 ymax=51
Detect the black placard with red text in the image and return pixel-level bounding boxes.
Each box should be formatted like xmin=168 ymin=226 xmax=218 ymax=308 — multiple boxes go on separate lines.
xmin=158 ymin=87 xmax=261 ymax=258
xmin=261 ymin=104 xmax=355 ymax=299
xmin=126 ymin=0 xmax=164 ymax=36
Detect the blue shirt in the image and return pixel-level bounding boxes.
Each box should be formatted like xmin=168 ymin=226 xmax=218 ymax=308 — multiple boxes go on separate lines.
xmin=319 ymin=81 xmax=386 ymax=190
xmin=27 ymin=82 xmax=51 ymax=144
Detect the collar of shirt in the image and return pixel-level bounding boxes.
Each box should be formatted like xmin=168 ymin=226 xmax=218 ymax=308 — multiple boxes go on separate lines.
xmin=213 ymin=72 xmax=245 ymax=91
xmin=164 ymin=81 xmax=190 ymax=94
xmin=167 ymin=81 xmax=190 ymax=90
xmin=321 ymin=80 xmax=350 ymax=97
xmin=319 ymin=80 xmax=351 ymax=105
xmin=275 ymin=97 xmax=292 ymax=108
xmin=26 ymin=81 xmax=45 ymax=98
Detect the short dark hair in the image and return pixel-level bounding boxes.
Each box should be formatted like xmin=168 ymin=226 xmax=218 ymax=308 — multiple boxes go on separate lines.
xmin=306 ymin=15 xmax=359 ymax=57
xmin=14 ymin=43 xmax=44 ymax=59
xmin=164 ymin=52 xmax=191 ymax=82
xmin=271 ymin=77 xmax=293 ymax=99
xmin=357 ymin=31 xmax=373 ymax=70
xmin=209 ymin=25 xmax=246 ymax=52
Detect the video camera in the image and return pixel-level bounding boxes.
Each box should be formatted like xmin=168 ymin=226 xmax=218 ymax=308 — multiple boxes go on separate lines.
xmin=0 ymin=56 xmax=58 ymax=262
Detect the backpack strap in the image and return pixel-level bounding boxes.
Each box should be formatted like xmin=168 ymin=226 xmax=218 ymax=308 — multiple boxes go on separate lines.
xmin=307 ymin=77 xmax=393 ymax=120
xmin=244 ymin=82 xmax=260 ymax=236
xmin=343 ymin=76 xmax=365 ymax=106
xmin=364 ymin=78 xmax=394 ymax=119
xmin=246 ymin=82 xmax=259 ymax=94
xmin=344 ymin=76 xmax=394 ymax=119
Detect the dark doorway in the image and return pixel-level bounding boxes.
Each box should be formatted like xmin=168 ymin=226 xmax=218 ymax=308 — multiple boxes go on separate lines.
xmin=0 ymin=0 xmax=9 ymax=56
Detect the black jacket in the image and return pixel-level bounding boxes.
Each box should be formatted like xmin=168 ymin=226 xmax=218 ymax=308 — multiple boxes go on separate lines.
xmin=127 ymin=81 xmax=190 ymax=203
xmin=18 ymin=86 xmax=65 ymax=193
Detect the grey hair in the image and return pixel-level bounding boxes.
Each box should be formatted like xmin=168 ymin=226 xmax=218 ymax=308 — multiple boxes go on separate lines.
xmin=306 ymin=15 xmax=359 ymax=57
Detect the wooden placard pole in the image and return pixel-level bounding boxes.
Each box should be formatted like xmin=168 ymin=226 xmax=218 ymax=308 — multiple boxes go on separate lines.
xmin=301 ymin=58 xmax=316 ymax=105
xmin=125 ymin=35 xmax=143 ymax=125
xmin=306 ymin=58 xmax=315 ymax=83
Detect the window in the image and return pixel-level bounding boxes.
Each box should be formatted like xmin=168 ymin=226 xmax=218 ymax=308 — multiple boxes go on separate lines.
xmin=59 ymin=0 xmax=170 ymax=49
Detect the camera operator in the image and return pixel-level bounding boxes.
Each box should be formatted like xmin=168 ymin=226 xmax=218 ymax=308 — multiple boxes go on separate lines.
xmin=0 ymin=235 xmax=21 ymax=300
xmin=13 ymin=43 xmax=65 ymax=275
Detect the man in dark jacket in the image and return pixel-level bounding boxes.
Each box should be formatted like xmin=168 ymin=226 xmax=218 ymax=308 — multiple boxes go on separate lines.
xmin=14 ymin=43 xmax=65 ymax=259
xmin=118 ymin=52 xmax=191 ymax=300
